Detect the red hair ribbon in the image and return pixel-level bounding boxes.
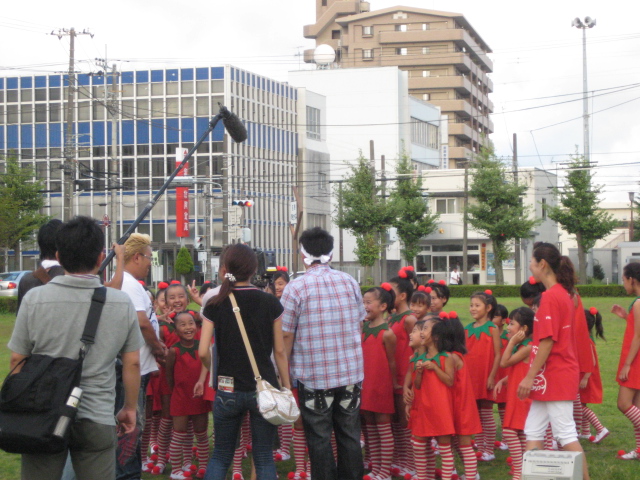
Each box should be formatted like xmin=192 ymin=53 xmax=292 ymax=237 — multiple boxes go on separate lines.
xmin=158 ymin=281 xmax=169 ymax=289
xmin=398 ymin=269 xmax=408 ymax=279
xmin=438 ymin=280 xmax=446 ymax=285
xmin=169 ymin=312 xmax=176 ymax=319
xmin=204 ymin=280 xmax=211 ymax=284
xmin=417 ymin=285 xmax=426 ymax=292
xmin=170 ymin=280 xmax=181 ymax=285
xmin=439 ymin=311 xmax=449 ymax=320
xmin=484 ymin=289 xmax=493 ymax=295
xmin=138 ymin=280 xmax=145 ymax=286
xmin=405 ymin=266 xmax=414 ymax=272
xmin=589 ymin=307 xmax=598 ymax=316
xmin=529 ymin=276 xmax=537 ymax=285
xmin=449 ymin=311 xmax=458 ymax=319
xmin=427 ymin=279 xmax=435 ymax=284
xmin=188 ymin=310 xmax=196 ymax=316
xmin=426 ymin=287 xmax=432 ymax=294
xmin=380 ymin=282 xmax=392 ymax=292
xmin=282 ymin=266 xmax=288 ymax=272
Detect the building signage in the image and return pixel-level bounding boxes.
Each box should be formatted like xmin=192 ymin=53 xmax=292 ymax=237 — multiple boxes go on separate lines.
xmin=176 ymin=148 xmax=190 ymax=237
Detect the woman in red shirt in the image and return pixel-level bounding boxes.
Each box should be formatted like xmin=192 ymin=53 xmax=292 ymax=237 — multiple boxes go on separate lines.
xmin=517 ymin=242 xmax=590 ymax=480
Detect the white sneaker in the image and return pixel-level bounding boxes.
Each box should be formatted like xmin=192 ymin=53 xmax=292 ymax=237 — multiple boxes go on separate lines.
xmin=617 ymin=449 xmax=639 ymax=460
xmin=478 ymin=452 xmax=495 ymax=462
xmin=460 ymin=474 xmax=480 ymax=480
xmin=592 ymin=427 xmax=610 ymax=444
xmin=498 ymin=442 xmax=509 ymax=450
xmin=578 ymin=434 xmax=591 ymax=439
xmin=276 ymin=448 xmax=291 ymax=461
xmin=170 ymin=472 xmax=190 ymax=480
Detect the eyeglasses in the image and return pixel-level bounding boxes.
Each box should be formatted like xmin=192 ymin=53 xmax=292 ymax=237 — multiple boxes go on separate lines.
xmin=139 ymin=253 xmax=153 ymax=260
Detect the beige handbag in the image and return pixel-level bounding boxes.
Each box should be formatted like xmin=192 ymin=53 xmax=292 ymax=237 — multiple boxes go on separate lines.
xmin=229 ymin=293 xmax=300 ymax=425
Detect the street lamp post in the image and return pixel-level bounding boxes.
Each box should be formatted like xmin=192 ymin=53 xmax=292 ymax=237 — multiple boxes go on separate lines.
xmin=630 ymin=191 xmax=635 ymax=242
xmin=572 ymin=16 xmax=596 ymax=163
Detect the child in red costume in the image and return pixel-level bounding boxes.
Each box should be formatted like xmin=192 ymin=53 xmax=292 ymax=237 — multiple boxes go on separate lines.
xmin=612 ymin=263 xmax=640 ymax=459
xmin=493 ymin=304 xmax=510 ymax=451
xmin=579 ymin=307 xmax=608 ymax=444
xmin=404 ymin=322 xmax=427 ymax=479
xmin=361 ymin=285 xmax=398 ymax=480
xmin=465 ymin=291 xmax=501 ymax=461
xmin=166 ymin=311 xmax=212 ymax=480
xmin=388 ymin=273 xmax=418 ymax=477
xmin=410 ymin=315 xmax=456 ymax=480
xmin=494 ymin=307 xmax=534 ymax=480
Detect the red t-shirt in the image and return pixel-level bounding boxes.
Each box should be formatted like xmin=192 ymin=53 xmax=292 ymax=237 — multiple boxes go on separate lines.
xmin=529 ymin=283 xmax=579 ymax=401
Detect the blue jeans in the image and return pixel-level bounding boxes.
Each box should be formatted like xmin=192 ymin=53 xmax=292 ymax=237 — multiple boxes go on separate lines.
xmin=298 ymin=382 xmax=363 ymax=480
xmin=114 ymin=366 xmax=150 ymax=480
xmin=204 ymin=390 xmax=277 ymax=480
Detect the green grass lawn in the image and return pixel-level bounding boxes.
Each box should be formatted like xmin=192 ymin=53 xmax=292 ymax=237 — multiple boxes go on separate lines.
xmin=0 ymin=297 xmax=638 ymax=479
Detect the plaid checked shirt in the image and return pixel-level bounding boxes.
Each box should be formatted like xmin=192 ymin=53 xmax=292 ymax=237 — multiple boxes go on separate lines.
xmin=281 ymin=264 xmax=365 ymax=390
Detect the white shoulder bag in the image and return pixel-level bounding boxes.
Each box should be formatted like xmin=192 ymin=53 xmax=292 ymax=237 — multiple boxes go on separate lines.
xmin=229 ymin=293 xmax=300 ymax=425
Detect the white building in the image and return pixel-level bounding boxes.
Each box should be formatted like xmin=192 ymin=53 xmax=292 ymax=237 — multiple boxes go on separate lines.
xmin=289 ymin=66 xmax=445 ymax=274
xmin=417 ymin=167 xmax=559 ymax=285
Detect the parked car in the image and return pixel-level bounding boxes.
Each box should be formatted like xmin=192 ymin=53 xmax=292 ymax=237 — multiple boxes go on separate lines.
xmin=0 ymin=271 xmax=30 ymax=297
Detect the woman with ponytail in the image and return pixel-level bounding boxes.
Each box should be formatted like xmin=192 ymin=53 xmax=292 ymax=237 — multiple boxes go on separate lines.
xmin=517 ymin=242 xmax=590 ymax=480
xmin=198 ymin=244 xmax=291 ymax=480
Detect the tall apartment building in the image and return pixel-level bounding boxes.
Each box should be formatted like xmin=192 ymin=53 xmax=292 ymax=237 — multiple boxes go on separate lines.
xmin=0 ymin=66 xmax=328 ymax=276
xmin=303 ymin=1 xmax=493 ymax=168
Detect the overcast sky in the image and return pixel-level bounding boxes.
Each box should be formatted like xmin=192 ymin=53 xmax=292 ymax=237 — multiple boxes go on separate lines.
xmin=2 ymin=0 xmax=640 ymax=203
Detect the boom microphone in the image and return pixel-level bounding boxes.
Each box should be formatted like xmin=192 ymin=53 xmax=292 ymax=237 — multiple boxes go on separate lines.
xmin=219 ymin=105 xmax=248 ymax=143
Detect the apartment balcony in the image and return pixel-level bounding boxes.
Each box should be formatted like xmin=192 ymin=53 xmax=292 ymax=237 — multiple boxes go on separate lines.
xmin=378 ymin=29 xmax=493 ymax=72
xmin=408 ymin=75 xmax=472 ymax=95
xmin=304 ymin=1 xmax=360 ymax=39
xmin=448 ymin=123 xmax=478 ymax=143
xmin=383 ymin=51 xmax=473 ymax=71
xmin=448 ymin=146 xmax=475 ymax=161
xmin=430 ymin=99 xmax=474 ymax=117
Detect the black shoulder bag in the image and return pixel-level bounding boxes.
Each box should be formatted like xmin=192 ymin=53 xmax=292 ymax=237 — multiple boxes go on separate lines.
xmin=0 ymin=287 xmax=106 ymax=454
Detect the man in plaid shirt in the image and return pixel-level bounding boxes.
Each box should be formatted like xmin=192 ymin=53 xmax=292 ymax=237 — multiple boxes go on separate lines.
xmin=282 ymin=227 xmax=365 ymax=480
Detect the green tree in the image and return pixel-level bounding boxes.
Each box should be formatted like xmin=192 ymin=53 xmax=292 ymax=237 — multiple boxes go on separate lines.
xmin=174 ymin=246 xmax=194 ymax=283
xmin=0 ymin=155 xmax=48 ymax=266
xmin=388 ymin=151 xmax=439 ymax=264
xmin=466 ymin=146 xmax=540 ymax=285
xmin=335 ymin=153 xmax=394 ymax=278
xmin=546 ymin=154 xmax=617 ymax=284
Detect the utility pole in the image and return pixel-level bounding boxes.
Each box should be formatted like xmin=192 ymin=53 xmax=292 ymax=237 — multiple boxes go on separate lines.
xmin=369 ymin=140 xmax=378 ymax=284
xmin=222 ymin=153 xmax=230 ymax=248
xmin=381 ymin=155 xmax=387 ymax=282
xmin=51 ymin=28 xmax=93 ymax=220
xmin=462 ymin=164 xmax=469 ymax=285
xmin=513 ymin=133 xmax=521 ymax=285
xmin=109 ymin=63 xmax=119 ymax=247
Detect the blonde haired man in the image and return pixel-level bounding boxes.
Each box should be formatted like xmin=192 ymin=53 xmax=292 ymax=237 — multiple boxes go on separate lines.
xmin=115 ymin=233 xmax=167 ymax=479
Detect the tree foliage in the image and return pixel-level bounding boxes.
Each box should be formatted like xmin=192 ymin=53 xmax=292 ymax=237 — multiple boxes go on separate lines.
xmin=174 ymin=246 xmax=194 ymax=276
xmin=545 ymin=154 xmax=617 ymax=284
xmin=388 ymin=152 xmax=439 ymax=264
xmin=335 ymin=153 xmax=394 ymax=268
xmin=0 ymin=155 xmax=48 ymax=252
xmin=466 ymin=146 xmax=540 ymax=284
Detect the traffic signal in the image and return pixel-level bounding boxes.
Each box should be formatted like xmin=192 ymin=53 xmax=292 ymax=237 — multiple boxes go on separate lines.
xmin=232 ymin=199 xmax=253 ymax=207
xmin=195 ymin=236 xmax=205 ymax=250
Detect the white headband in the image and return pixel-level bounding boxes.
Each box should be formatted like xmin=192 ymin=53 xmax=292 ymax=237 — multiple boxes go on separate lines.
xmin=300 ymin=245 xmax=333 ymax=266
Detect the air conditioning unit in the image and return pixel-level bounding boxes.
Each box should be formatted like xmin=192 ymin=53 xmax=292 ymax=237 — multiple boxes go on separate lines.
xmin=360 ymin=2 xmax=371 ymax=12
xmin=522 ymin=450 xmax=583 ymax=480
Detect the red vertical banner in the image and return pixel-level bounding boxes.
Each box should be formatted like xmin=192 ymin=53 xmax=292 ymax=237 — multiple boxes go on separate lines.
xmin=175 ymin=149 xmax=190 ymax=238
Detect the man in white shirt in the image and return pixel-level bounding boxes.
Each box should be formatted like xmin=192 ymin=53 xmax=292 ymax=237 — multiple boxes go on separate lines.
xmin=450 ymin=266 xmax=461 ymax=285
xmin=115 ymin=233 xmax=167 ymax=480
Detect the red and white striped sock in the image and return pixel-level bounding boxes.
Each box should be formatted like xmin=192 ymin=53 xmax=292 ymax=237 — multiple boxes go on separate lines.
xmin=232 ymin=441 xmax=244 ymax=474
xmin=573 ymin=396 xmax=583 ymax=436
xmin=425 ymin=439 xmax=436 ymax=480
xmin=411 ymin=437 xmax=428 ymax=480
xmin=377 ymin=422 xmax=394 ymax=478
xmin=544 ymin=424 xmax=553 ymax=450
xmin=195 ymin=430 xmax=209 ymax=469
xmin=479 ymin=406 xmax=496 ymax=454
xmin=439 ymin=443 xmax=454 ymax=480
xmin=362 ymin=422 xmax=371 ymax=467
xmin=400 ymin=426 xmax=413 ymax=472
xmin=368 ymin=423 xmax=381 ymax=476
xmin=624 ymin=405 xmax=640 ymax=449
xmin=331 ymin=430 xmax=337 ymax=461
xmin=583 ymin=406 xmax=603 ymax=435
xmin=170 ymin=430 xmax=188 ymax=475
xmin=518 ymin=430 xmax=526 ymax=451
xmin=156 ymin=417 xmax=172 ymax=468
xmin=391 ymin=422 xmax=401 ymax=468
xmin=503 ymin=429 xmax=523 ymax=480
xmin=278 ymin=424 xmax=293 ymax=457
xmin=150 ymin=411 xmax=161 ymax=451
xmin=458 ymin=444 xmax=477 ymax=480
xmin=141 ymin=414 xmax=153 ymax=460
xmin=292 ymin=427 xmax=306 ymax=472
xmin=182 ymin=420 xmax=194 ymax=468
xmin=240 ymin=413 xmax=251 ymax=451
xmin=498 ymin=404 xmax=506 ymax=429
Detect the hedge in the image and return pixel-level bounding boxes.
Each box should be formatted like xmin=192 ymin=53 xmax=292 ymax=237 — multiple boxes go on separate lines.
xmin=0 ymin=297 xmax=18 ymax=314
xmin=360 ymin=284 xmax=626 ymax=298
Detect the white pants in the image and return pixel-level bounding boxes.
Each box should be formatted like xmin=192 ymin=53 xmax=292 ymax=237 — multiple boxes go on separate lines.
xmin=524 ymin=400 xmax=578 ymax=447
